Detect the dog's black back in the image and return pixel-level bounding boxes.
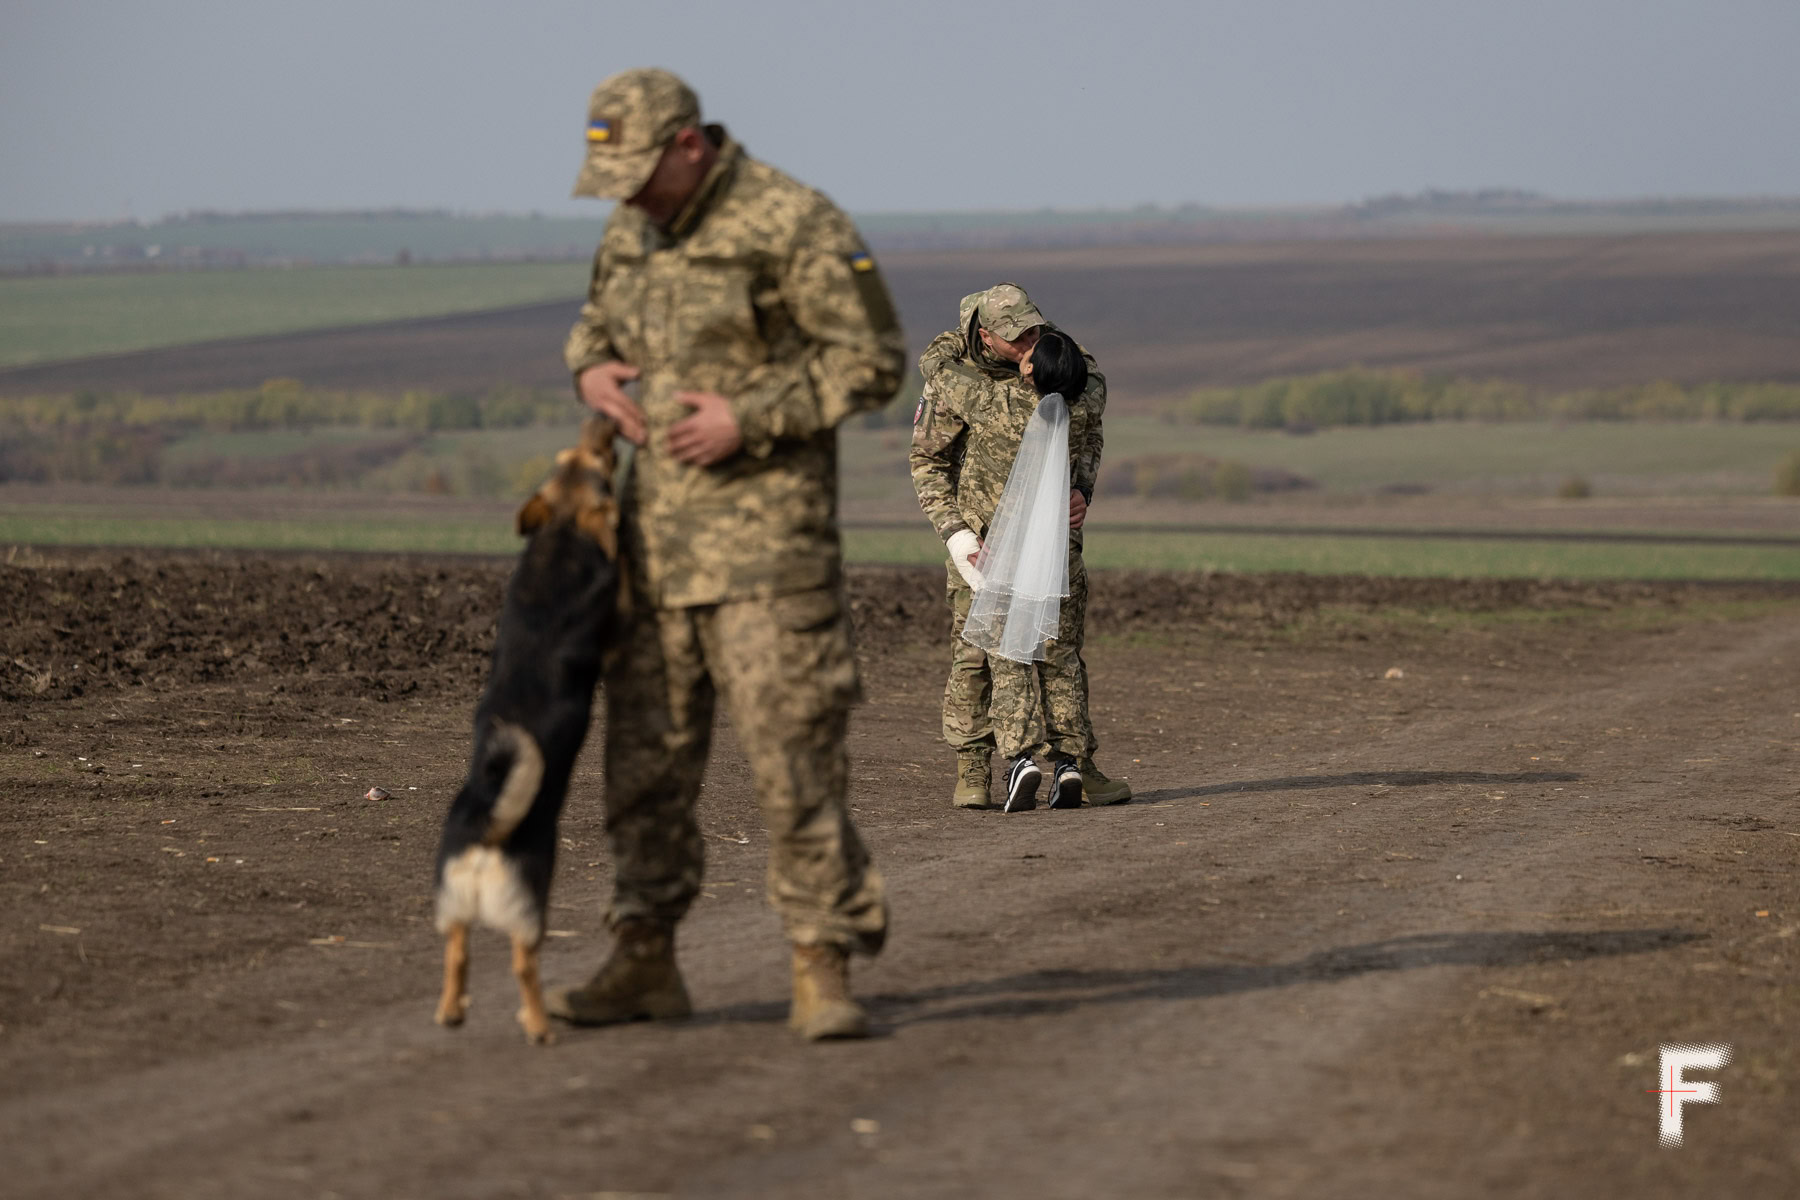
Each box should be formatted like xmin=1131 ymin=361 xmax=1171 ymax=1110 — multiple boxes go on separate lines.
xmin=434 ymin=517 xmax=617 ymax=908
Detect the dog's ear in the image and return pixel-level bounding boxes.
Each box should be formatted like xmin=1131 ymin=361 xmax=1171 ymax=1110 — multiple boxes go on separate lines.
xmin=581 ymin=414 xmax=619 ymax=453
xmin=576 ymin=499 xmax=619 ymax=560
xmin=581 ymin=416 xmax=620 ymax=480
xmin=516 ymin=494 xmax=552 ymax=537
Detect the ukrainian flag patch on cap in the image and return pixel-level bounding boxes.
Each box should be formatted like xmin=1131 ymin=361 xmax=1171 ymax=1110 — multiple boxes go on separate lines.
xmin=586 ymin=118 xmax=615 ymax=144
xmin=849 ymin=251 xmax=874 ymax=273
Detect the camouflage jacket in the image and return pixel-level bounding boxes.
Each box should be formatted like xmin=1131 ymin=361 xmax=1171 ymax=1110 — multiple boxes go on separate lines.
xmin=908 ymin=310 xmax=1106 ymax=546
xmin=564 ymin=130 xmax=905 ymax=608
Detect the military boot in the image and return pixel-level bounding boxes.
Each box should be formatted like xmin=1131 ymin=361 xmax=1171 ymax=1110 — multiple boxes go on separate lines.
xmin=789 ymin=943 xmax=870 ymax=1041
xmin=1079 ymin=757 xmax=1133 ymax=806
xmin=546 ymin=918 xmax=692 ymax=1026
xmin=951 ymin=753 xmax=992 ymax=809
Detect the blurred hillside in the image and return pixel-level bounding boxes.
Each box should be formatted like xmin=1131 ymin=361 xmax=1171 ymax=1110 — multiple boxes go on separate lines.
xmin=12 ymin=192 xmax=1800 ymax=272
xmin=11 ymin=231 xmax=1800 ymax=410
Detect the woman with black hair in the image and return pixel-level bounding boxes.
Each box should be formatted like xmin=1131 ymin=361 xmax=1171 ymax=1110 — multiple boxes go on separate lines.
xmin=911 ymin=283 xmax=1132 ymax=814
xmin=1021 ymin=327 xmax=1088 ymax=400
xmin=962 ymin=330 xmax=1085 ymax=663
xmin=964 ymin=328 xmax=1116 ymax=812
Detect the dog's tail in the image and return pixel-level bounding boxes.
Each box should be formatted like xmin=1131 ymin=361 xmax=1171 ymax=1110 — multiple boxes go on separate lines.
xmin=482 ymin=720 xmax=545 ymax=847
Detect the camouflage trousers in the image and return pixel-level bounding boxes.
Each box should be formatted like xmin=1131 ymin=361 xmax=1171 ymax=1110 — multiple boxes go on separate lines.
xmin=943 ymin=547 xmax=1097 ymax=762
xmin=600 ymin=587 xmax=887 ymax=956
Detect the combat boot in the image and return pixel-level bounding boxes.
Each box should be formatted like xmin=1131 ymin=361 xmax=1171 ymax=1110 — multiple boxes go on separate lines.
xmin=1079 ymin=757 xmax=1132 ymax=806
xmin=788 ymin=942 xmax=870 ymax=1041
xmin=545 ymin=918 xmax=692 ymax=1026
xmin=951 ymin=753 xmax=992 ymax=809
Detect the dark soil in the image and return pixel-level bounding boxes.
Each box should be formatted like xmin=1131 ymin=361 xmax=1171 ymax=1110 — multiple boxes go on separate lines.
xmin=2 ymin=552 xmax=1797 ymax=1197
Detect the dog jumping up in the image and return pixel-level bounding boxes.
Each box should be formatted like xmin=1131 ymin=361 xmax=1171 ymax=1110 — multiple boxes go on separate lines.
xmin=433 ymin=415 xmax=621 ymax=1044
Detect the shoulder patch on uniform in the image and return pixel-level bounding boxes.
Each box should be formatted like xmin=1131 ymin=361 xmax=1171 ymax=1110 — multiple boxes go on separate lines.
xmin=846 ymin=247 xmax=898 ymax=334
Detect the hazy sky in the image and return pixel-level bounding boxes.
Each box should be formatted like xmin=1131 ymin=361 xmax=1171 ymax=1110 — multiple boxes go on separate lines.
xmin=5 ymin=0 xmax=1799 ymax=223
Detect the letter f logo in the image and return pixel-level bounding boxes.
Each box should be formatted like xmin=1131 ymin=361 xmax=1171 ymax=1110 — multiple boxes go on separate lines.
xmin=1652 ymin=1043 xmax=1730 ymax=1147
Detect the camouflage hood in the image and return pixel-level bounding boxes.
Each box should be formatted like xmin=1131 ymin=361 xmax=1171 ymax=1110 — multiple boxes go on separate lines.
xmin=956 ymin=291 xmax=1020 ymax=378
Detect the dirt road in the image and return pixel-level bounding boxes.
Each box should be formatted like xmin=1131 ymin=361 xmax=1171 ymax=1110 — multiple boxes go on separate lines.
xmin=2 ymin=555 xmax=1796 ymax=1197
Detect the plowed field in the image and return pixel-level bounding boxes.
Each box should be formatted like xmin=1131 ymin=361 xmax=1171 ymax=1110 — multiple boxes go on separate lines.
xmin=9 ymin=232 xmax=1800 ymax=407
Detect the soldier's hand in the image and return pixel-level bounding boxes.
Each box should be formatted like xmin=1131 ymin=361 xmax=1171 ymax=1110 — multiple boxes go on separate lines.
xmin=577 ymin=362 xmax=647 ymax=445
xmin=669 ymin=390 xmax=744 ymax=466
xmin=946 ymin=529 xmax=984 ymax=590
xmin=1069 ymin=489 xmax=1088 ymax=530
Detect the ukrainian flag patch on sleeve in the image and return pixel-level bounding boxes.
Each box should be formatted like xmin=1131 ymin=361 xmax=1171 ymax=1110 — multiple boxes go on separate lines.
xmin=586 ymin=118 xmax=615 ymax=144
xmin=846 ymin=247 xmax=897 ymax=333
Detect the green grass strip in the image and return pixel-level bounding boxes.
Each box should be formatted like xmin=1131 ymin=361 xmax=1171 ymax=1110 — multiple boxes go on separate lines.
xmin=0 ymin=263 xmax=586 ymax=369
xmin=0 ymin=513 xmax=519 ymax=555
xmin=845 ymin=527 xmax=1800 ymax=580
xmin=5 ymin=514 xmax=1799 ymax=579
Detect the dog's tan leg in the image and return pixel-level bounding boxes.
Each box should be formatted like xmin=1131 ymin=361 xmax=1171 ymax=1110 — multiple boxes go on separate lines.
xmin=436 ymin=922 xmax=471 ymax=1028
xmin=512 ymin=934 xmax=553 ymax=1045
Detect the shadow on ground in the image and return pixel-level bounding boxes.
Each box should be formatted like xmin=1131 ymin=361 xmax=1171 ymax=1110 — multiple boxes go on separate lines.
xmin=1135 ymin=769 xmax=1583 ymax=805
xmin=874 ymin=928 xmax=1696 ymax=1028
xmin=668 ymin=927 xmax=1696 ymax=1032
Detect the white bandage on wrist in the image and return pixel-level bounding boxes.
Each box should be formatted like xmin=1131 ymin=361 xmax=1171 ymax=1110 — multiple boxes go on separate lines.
xmin=946 ymin=529 xmax=984 ymax=590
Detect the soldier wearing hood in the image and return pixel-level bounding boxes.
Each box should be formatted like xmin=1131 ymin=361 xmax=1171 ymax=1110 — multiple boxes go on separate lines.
xmin=910 ymin=283 xmax=1133 ymax=812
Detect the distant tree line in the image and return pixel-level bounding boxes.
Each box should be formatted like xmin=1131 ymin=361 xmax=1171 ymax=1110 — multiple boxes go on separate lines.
xmin=1778 ymin=450 xmax=1800 ymax=497
xmin=1182 ymin=368 xmax=1800 ymax=429
xmin=0 ymin=379 xmax=579 ymax=491
xmin=0 ymin=378 xmax=573 ymax=433
xmin=1097 ymin=454 xmax=1311 ymax=503
xmin=0 ymin=375 xmax=936 ymax=493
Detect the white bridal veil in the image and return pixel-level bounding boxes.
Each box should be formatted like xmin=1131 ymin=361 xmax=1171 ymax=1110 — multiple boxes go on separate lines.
xmin=961 ymin=392 xmax=1071 ymax=663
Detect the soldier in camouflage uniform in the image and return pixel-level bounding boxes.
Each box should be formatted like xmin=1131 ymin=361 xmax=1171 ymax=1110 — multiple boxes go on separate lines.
xmin=910 ymin=284 xmax=1132 ymax=811
xmin=545 ymin=68 xmax=902 ymax=1041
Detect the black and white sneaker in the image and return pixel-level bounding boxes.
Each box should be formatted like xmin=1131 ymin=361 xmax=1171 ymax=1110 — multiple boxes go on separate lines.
xmin=1049 ymin=757 xmax=1083 ymax=809
xmin=1003 ymin=755 xmax=1041 ymax=812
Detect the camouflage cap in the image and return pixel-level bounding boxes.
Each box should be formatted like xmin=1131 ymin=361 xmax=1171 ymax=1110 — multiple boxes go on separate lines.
xmin=975 ymin=282 xmax=1047 ymax=341
xmin=572 ymin=68 xmax=701 ymax=200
